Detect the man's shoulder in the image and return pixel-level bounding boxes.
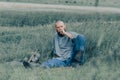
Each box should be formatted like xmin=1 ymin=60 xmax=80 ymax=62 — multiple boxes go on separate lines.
xmin=53 ymin=33 xmax=58 ymax=39
xmin=54 ymin=33 xmax=58 ymax=37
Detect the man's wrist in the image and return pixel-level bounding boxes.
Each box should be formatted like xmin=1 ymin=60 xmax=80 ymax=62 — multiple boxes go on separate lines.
xmin=64 ymin=32 xmax=67 ymax=35
xmin=64 ymin=32 xmax=73 ymax=39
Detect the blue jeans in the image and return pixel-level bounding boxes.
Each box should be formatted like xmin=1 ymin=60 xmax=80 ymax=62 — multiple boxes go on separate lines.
xmin=42 ymin=35 xmax=85 ymax=68
xmin=66 ymin=34 xmax=85 ymax=65
xmin=42 ymin=58 xmax=66 ymax=68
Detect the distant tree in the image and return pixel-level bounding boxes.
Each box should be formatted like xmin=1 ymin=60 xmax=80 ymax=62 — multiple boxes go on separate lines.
xmin=58 ymin=0 xmax=60 ymax=2
xmin=65 ymin=1 xmax=69 ymax=3
xmin=95 ymin=0 xmax=99 ymax=6
xmin=73 ymin=1 xmax=77 ymax=4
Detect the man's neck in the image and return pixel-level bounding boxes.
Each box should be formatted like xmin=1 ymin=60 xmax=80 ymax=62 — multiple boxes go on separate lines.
xmin=57 ymin=32 xmax=65 ymax=37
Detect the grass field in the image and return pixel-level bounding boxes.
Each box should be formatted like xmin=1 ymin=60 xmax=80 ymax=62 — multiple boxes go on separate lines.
xmin=0 ymin=20 xmax=120 ymax=80
xmin=0 ymin=0 xmax=120 ymax=8
xmin=0 ymin=1 xmax=120 ymax=80
xmin=0 ymin=60 xmax=119 ymax=80
xmin=0 ymin=10 xmax=120 ymax=27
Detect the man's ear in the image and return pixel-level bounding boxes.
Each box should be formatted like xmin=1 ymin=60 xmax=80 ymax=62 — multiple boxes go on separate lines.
xmin=64 ymin=25 xmax=67 ymax=30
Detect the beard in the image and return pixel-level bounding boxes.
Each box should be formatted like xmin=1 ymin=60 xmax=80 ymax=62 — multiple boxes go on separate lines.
xmin=57 ymin=29 xmax=66 ymax=37
xmin=57 ymin=32 xmax=64 ymax=37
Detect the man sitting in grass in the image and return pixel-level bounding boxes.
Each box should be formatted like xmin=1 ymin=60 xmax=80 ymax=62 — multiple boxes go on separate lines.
xmin=41 ymin=20 xmax=86 ymax=68
xmin=23 ymin=20 xmax=85 ymax=68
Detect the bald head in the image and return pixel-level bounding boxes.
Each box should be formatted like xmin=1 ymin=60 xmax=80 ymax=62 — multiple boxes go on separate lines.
xmin=55 ymin=21 xmax=65 ymax=27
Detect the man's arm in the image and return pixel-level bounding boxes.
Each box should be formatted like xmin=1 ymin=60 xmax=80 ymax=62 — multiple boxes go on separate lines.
xmin=60 ymin=28 xmax=73 ymax=39
xmin=64 ymin=32 xmax=73 ymax=39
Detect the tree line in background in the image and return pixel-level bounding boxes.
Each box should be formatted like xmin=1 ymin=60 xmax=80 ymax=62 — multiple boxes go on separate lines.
xmin=95 ymin=0 xmax=99 ymax=6
xmin=5 ymin=0 xmax=100 ymax=7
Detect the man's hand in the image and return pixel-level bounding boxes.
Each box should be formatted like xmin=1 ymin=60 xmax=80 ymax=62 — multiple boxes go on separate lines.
xmin=60 ymin=28 xmax=73 ymax=39
xmin=59 ymin=28 xmax=66 ymax=35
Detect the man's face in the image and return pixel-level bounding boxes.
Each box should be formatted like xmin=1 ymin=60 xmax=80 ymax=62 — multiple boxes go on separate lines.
xmin=55 ymin=22 xmax=66 ymax=36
